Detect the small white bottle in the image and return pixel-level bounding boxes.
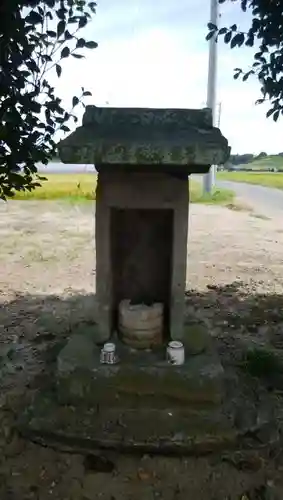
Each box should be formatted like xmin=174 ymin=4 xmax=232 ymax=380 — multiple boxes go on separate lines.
xmin=100 ymin=342 xmax=116 ymax=364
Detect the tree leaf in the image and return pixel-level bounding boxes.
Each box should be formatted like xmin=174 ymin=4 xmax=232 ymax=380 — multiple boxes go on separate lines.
xmin=79 ymin=16 xmax=88 ymax=28
xmin=85 ymin=40 xmax=98 ymax=49
xmin=47 ymin=30 xmax=57 ymax=38
xmin=26 ymin=60 xmax=40 ymax=73
xmin=64 ymin=30 xmax=73 ymax=40
xmin=41 ymin=54 xmax=52 ymax=62
xmin=57 ymin=20 xmax=66 ymax=38
xmin=56 ymin=64 xmax=62 ymax=77
xmin=61 ymin=47 xmax=70 ymax=58
xmin=61 ymin=125 xmax=70 ymax=132
xmin=76 ymin=38 xmax=85 ymax=48
xmin=83 ymin=91 xmax=92 ymax=96
xmin=245 ymin=33 xmax=255 ymax=47
xmin=72 ymin=96 xmax=80 ymax=107
xmin=46 ymin=125 xmax=55 ymax=134
xmin=241 ymin=0 xmax=248 ymax=12
xmin=25 ymin=11 xmax=43 ymax=25
xmin=71 ymin=53 xmax=84 ymax=59
xmin=234 ymin=69 xmax=242 ymax=80
xmin=224 ymin=31 xmax=232 ymax=44
xmin=266 ymin=108 xmax=274 ymax=118
xmin=68 ymin=16 xmax=79 ymax=24
xmin=231 ymin=32 xmax=245 ymax=48
xmin=206 ymin=31 xmax=215 ymax=41
xmin=56 ymin=8 xmax=67 ymax=20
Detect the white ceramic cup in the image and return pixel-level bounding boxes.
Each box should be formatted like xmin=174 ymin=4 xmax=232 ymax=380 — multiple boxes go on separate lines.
xmin=166 ymin=341 xmax=185 ymax=365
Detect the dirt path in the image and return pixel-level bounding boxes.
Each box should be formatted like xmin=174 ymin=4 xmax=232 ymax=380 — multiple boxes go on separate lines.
xmin=1 ymin=200 xmax=282 ymax=295
xmin=1 ymin=201 xmax=283 ymax=499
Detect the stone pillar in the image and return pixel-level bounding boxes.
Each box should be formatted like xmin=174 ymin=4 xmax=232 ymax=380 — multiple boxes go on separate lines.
xmin=95 ymin=175 xmax=112 ymax=343
xmin=170 ymin=197 xmax=189 ymax=340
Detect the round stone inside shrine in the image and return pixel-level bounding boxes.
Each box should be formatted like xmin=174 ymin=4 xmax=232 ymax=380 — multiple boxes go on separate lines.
xmin=118 ymin=299 xmax=163 ymax=349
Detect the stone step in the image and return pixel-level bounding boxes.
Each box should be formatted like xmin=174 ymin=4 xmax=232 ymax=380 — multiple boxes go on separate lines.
xmin=19 ymin=392 xmax=238 ymax=456
xmin=57 ymin=334 xmax=224 ymax=407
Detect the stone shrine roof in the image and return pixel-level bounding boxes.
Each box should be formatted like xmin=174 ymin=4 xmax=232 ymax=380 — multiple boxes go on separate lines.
xmin=58 ymin=106 xmax=230 ymax=169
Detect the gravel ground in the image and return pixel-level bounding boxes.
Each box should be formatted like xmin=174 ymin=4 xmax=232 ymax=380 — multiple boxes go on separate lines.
xmin=1 ymin=200 xmax=283 ymax=499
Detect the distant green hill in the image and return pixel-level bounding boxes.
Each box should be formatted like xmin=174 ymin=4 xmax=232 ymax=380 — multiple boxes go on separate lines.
xmin=232 ymin=155 xmax=283 ymax=171
xmin=250 ymin=155 xmax=283 ymax=169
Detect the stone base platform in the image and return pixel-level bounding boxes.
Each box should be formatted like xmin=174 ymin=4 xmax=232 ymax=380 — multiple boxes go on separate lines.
xmin=19 ymin=395 xmax=244 ymax=456
xmin=56 ymin=334 xmax=224 ymax=407
xmin=17 ymin=334 xmax=277 ymax=456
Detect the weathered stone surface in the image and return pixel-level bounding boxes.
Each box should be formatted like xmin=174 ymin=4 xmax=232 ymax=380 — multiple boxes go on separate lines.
xmin=58 ymin=106 xmax=230 ymax=169
xmin=57 ymin=334 xmax=96 ymax=375
xmin=57 ymin=326 xmax=107 ymax=375
xmin=18 ymin=386 xmax=277 ymax=457
xmin=19 ymin=337 xmax=278 ymax=458
xmin=57 ymin=335 xmax=224 ymax=406
xmin=184 ymin=325 xmax=213 ymax=355
xmin=83 ymin=106 xmax=214 ymax=128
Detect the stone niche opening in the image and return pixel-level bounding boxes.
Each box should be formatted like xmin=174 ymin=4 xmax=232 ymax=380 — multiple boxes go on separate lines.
xmin=110 ymin=207 xmax=174 ymax=342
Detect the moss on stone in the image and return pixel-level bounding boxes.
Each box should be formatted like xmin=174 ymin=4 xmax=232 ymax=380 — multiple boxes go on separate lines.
xmin=58 ymin=106 xmax=230 ymax=169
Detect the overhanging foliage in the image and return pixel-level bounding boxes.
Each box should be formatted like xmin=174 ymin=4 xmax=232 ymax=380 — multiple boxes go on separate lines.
xmin=0 ymin=0 xmax=97 ymax=199
xmin=207 ymin=0 xmax=283 ymax=122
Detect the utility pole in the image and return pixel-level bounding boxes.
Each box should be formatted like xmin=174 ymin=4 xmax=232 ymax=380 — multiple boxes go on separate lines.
xmin=217 ymin=102 xmax=222 ymax=128
xmin=203 ymin=0 xmax=219 ymax=194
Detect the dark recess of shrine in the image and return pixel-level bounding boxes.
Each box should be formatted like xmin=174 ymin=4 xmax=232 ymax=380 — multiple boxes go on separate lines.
xmin=110 ymin=208 xmax=173 ymax=338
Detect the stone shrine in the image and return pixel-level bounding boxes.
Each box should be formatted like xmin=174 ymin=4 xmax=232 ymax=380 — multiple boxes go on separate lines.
xmin=19 ymin=106 xmax=250 ymax=455
xmin=59 ymin=106 xmax=229 ymax=348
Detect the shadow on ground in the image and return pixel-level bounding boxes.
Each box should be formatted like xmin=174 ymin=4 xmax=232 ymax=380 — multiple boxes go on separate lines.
xmin=1 ymin=280 xmax=283 ymax=349
xmin=1 ymin=282 xmax=283 ymax=500
xmin=1 ymin=280 xmax=283 ymax=377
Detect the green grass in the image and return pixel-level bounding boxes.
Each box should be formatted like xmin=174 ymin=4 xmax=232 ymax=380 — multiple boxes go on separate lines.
xmin=242 ymin=347 xmax=283 ymax=379
xmin=13 ymin=174 xmax=97 ymax=201
xmin=189 ymin=181 xmax=235 ymax=205
xmin=12 ymin=173 xmax=235 ymax=205
xmin=218 ymin=171 xmax=283 ymax=189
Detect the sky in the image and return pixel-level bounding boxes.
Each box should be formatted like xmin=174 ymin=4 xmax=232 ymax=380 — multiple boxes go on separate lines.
xmin=51 ymin=0 xmax=283 ymax=155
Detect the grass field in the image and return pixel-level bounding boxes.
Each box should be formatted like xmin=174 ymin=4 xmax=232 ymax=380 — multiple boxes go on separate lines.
xmin=12 ymin=173 xmax=235 ymax=205
xmin=218 ymin=171 xmax=283 ymax=190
